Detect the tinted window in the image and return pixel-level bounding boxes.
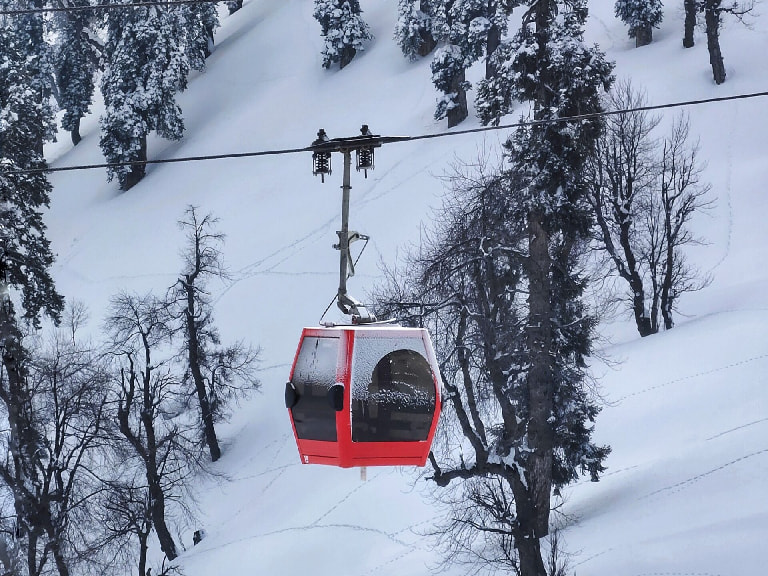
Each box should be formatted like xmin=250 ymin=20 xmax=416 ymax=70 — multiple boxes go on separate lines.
xmin=352 ymin=347 xmax=436 ymax=442
xmin=291 ymin=336 xmax=339 ymax=441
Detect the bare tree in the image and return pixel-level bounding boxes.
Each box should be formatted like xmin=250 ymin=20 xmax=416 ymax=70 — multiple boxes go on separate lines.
xmin=588 ymin=82 xmax=711 ymax=335
xmin=656 ymin=117 xmax=713 ymax=328
xmin=104 ymin=292 xmax=205 ymax=566
xmin=168 ymin=206 xmax=260 ymax=462
xmin=701 ymin=0 xmax=754 ymax=84
xmin=0 ymin=303 xmax=110 ymax=576
xmin=587 ymin=82 xmax=661 ymax=336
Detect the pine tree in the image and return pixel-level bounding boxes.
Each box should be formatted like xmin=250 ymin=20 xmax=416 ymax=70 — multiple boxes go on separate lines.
xmin=313 ymin=0 xmax=373 ymax=69
xmin=501 ymin=1 xmax=613 ymax=572
xmin=377 ymin=4 xmax=613 ymax=575
xmin=431 ymin=44 xmax=470 ymax=127
xmin=614 ymin=0 xmax=664 ymax=47
xmin=184 ymin=0 xmax=219 ymax=64
xmin=100 ymin=2 xmax=192 ymax=190
xmin=53 ymin=1 xmax=100 ymax=146
xmin=0 ymin=13 xmax=63 ymax=329
xmin=431 ymin=0 xmax=516 ymax=127
xmin=395 ymin=0 xmax=442 ymax=60
xmin=0 ymin=10 xmax=66 ymax=575
xmin=474 ymin=39 xmax=515 ymax=125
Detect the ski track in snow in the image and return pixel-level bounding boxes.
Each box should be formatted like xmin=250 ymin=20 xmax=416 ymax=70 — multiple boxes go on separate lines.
xmin=309 ymin=481 xmax=371 ymax=526
xmin=706 ymin=102 xmax=736 ymax=274
xmin=631 ymin=573 xmax=723 ymax=576
xmin=614 ymin=352 xmax=768 ymax=404
xmin=185 ymin=522 xmax=424 ymax=561
xmin=638 ymin=448 xmax=768 ymax=500
xmin=705 ymin=417 xmax=768 ymax=441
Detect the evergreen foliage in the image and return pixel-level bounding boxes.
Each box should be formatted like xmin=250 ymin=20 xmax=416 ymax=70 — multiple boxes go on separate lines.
xmin=313 ymin=0 xmax=373 ymax=69
xmin=475 ymin=40 xmax=515 ymax=126
xmin=100 ymin=3 xmax=193 ymax=190
xmin=0 ymin=18 xmax=63 ymax=326
xmin=184 ymin=1 xmax=220 ymax=64
xmin=615 ymin=0 xmax=664 ymax=45
xmin=430 ymin=0 xmax=517 ymax=126
xmin=0 ymin=13 xmax=67 ymax=576
xmin=52 ymin=1 xmax=99 ymax=146
xmin=430 ymin=44 xmax=470 ymax=122
xmin=395 ymin=0 xmax=442 ymax=60
xmin=505 ymin=1 xmax=614 ymax=224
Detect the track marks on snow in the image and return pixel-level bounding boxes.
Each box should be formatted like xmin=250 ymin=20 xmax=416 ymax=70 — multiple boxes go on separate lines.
xmin=706 ymin=417 xmax=768 ymax=441
xmin=639 ymin=447 xmax=768 ymax=500
xmin=615 ymin=352 xmax=768 ymax=403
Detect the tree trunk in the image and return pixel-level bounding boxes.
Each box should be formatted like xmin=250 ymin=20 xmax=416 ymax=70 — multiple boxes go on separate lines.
xmin=683 ymin=0 xmax=696 ymax=48
xmin=417 ymin=1 xmax=437 ymax=57
xmin=204 ymin=27 xmax=215 ymax=59
xmin=27 ymin=531 xmax=40 ymax=576
xmin=509 ymin=474 xmax=548 ymax=576
xmin=49 ymin=538 xmax=70 ymax=576
xmin=124 ymin=134 xmax=147 ymax=191
xmin=139 ymin=365 xmax=177 ymax=561
xmin=619 ymin=224 xmax=655 ymax=337
xmin=138 ymin=528 xmax=149 ymax=576
xmin=634 ymin=23 xmax=653 ymax=47
xmin=70 ymin=117 xmax=82 ymax=146
xmin=339 ymin=45 xmax=356 ymax=69
xmin=525 ymin=212 xmax=553 ymax=538
xmin=705 ymin=2 xmax=726 ymax=84
xmin=661 ymin=206 xmax=676 ymax=330
xmin=486 ymin=23 xmax=501 ymax=79
xmin=447 ymin=69 xmax=468 ymax=128
xmin=185 ymin=277 xmax=221 ymax=462
xmin=148 ymin=475 xmax=177 ymax=561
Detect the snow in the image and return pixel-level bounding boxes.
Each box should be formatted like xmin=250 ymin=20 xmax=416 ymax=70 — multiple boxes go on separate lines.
xmin=38 ymin=0 xmax=768 ymax=574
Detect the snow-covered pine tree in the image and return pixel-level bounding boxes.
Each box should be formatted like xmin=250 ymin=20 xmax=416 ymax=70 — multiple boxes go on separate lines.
xmin=615 ymin=0 xmax=663 ymax=47
xmin=184 ymin=0 xmax=219 ymax=64
xmin=0 ymin=11 xmax=66 ymax=576
xmin=431 ymin=0 xmax=516 ymax=127
xmin=431 ymin=44 xmax=470 ymax=127
xmin=378 ymin=4 xmax=613 ymax=575
xmin=100 ymin=2 xmax=192 ymax=190
xmin=227 ymin=0 xmax=242 ymax=15
xmin=53 ymin=0 xmax=100 ymax=146
xmin=395 ymin=0 xmax=442 ymax=60
xmin=313 ymin=0 xmax=373 ymax=69
xmin=501 ymin=0 xmax=614 ymax=572
xmin=0 ymin=9 xmax=62 ymax=328
xmin=474 ymin=39 xmax=515 ymax=125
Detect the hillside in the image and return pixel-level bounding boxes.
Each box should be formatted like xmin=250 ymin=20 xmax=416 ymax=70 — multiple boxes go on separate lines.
xmin=41 ymin=1 xmax=768 ymax=575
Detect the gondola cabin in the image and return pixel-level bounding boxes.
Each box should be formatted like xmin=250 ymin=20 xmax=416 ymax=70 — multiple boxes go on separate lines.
xmin=285 ymin=325 xmax=442 ymax=467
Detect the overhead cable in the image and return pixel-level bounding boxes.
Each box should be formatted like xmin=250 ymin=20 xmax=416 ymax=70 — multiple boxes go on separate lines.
xmin=3 ymin=89 xmax=768 ymax=177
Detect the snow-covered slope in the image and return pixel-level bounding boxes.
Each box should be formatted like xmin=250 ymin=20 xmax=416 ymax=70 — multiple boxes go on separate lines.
xmin=43 ymin=1 xmax=768 ymax=574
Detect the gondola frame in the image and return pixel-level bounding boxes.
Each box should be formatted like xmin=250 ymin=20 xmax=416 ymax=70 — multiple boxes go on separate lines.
xmin=286 ymin=325 xmax=442 ymax=468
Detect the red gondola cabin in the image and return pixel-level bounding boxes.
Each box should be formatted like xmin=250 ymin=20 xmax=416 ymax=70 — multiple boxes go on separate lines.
xmin=285 ymin=325 xmax=442 ymax=467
